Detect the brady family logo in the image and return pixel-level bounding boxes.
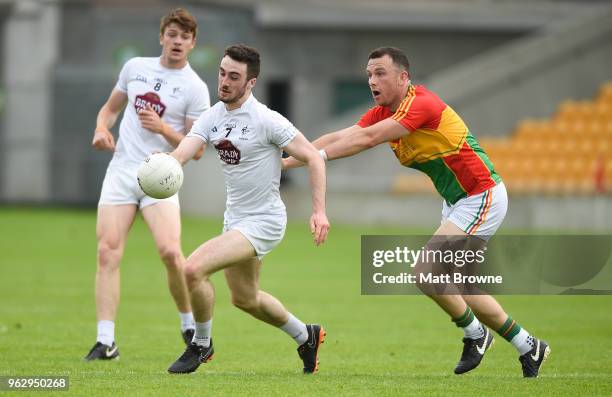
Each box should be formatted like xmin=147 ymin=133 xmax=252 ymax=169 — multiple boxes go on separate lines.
xmin=135 ymin=92 xmax=166 ymax=117
xmin=214 ymin=139 xmax=241 ymax=165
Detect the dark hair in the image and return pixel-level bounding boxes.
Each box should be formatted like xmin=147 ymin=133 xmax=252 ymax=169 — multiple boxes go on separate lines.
xmin=224 ymin=44 xmax=261 ymax=80
xmin=368 ymin=47 xmax=409 ymax=72
xmin=160 ymin=8 xmax=197 ymax=38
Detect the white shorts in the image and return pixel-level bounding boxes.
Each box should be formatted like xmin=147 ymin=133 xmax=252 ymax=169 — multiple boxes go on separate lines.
xmin=223 ymin=214 xmax=287 ymax=259
xmin=98 ymin=162 xmax=180 ymax=210
xmin=441 ymin=182 xmax=507 ymax=240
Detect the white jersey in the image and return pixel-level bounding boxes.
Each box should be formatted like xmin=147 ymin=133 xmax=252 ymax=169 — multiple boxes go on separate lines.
xmin=110 ymin=57 xmax=210 ymax=166
xmin=187 ymin=94 xmax=298 ymax=219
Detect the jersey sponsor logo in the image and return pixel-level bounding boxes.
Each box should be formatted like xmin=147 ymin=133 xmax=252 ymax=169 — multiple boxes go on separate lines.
xmin=136 ymin=74 xmax=147 ymax=83
xmin=135 ymin=92 xmax=166 ymax=117
xmin=391 ymin=140 xmax=416 ymax=157
xmin=214 ymin=139 xmax=241 ymax=165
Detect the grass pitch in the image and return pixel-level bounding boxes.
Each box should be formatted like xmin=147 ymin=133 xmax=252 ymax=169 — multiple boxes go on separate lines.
xmin=0 ymin=207 xmax=610 ymax=396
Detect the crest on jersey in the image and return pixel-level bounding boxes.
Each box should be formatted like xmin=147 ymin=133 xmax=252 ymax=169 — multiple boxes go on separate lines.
xmin=135 ymin=92 xmax=166 ymax=117
xmin=239 ymin=124 xmax=251 ymax=141
xmin=214 ymin=139 xmax=241 ymax=165
xmin=171 ymin=86 xmax=184 ymax=98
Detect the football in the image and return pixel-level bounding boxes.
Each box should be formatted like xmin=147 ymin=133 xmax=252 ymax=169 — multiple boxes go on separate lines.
xmin=137 ymin=153 xmax=184 ymax=199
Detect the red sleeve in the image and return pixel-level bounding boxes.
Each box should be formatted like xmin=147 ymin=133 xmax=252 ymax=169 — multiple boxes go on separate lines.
xmin=357 ymin=106 xmax=383 ymax=128
xmin=391 ymin=94 xmax=442 ymax=132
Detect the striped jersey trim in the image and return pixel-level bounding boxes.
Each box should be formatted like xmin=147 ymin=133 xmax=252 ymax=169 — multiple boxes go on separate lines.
xmin=391 ymin=85 xmax=417 ymax=123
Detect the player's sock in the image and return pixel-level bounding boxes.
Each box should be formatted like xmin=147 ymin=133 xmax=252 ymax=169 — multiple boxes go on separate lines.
xmin=511 ymin=329 xmax=534 ymax=355
xmin=97 ymin=320 xmax=115 ymax=346
xmin=280 ymin=313 xmax=308 ymax=345
xmin=179 ymin=311 xmax=195 ymax=332
xmin=497 ymin=316 xmax=533 ymax=354
xmin=452 ymin=306 xmax=484 ymax=339
xmin=193 ymin=319 xmax=212 ymax=347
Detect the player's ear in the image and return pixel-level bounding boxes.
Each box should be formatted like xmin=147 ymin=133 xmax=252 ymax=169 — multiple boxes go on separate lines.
xmin=247 ymin=77 xmax=257 ymax=90
xmin=159 ymin=32 xmax=164 ymax=46
xmin=399 ymin=70 xmax=409 ymax=85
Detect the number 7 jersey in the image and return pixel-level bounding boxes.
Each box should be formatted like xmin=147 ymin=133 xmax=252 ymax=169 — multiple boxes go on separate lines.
xmin=187 ymin=94 xmax=298 ymax=219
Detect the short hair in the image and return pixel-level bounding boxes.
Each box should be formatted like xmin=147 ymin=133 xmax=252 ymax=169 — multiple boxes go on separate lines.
xmin=368 ymin=47 xmax=410 ymax=72
xmin=224 ymin=44 xmax=261 ymax=80
xmin=160 ymin=8 xmax=197 ymax=38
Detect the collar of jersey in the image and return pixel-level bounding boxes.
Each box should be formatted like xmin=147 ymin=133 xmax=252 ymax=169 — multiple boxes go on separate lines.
xmin=225 ymin=93 xmax=255 ymax=113
xmin=157 ymin=57 xmax=191 ymax=72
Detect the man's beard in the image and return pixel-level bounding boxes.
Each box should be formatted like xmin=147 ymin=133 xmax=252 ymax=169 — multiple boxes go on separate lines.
xmin=219 ymin=84 xmax=248 ymax=104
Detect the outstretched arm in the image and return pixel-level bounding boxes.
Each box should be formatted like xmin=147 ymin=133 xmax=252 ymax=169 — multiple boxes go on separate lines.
xmin=170 ymin=136 xmax=206 ymax=166
xmin=184 ymin=118 xmax=205 ymax=160
xmin=282 ymin=125 xmax=362 ymax=169
xmin=92 ymin=89 xmax=128 ymax=151
xmin=283 ymin=132 xmax=330 ymax=246
xmin=324 ymin=118 xmax=408 ymax=160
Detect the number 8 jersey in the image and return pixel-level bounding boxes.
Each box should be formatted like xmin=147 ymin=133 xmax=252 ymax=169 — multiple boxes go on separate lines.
xmin=112 ymin=57 xmax=210 ymax=166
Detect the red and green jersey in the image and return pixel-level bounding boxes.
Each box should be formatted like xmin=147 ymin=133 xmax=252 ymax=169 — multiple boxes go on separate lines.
xmin=357 ymin=84 xmax=501 ymax=204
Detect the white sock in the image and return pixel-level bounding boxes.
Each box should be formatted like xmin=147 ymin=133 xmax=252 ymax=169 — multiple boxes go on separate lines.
xmin=464 ymin=317 xmax=485 ymax=339
xmin=511 ymin=328 xmax=533 ymax=355
xmin=179 ymin=312 xmax=195 ymax=332
xmin=97 ymin=320 xmax=115 ymax=346
xmin=280 ymin=313 xmax=308 ymax=345
xmin=193 ymin=319 xmax=212 ymax=347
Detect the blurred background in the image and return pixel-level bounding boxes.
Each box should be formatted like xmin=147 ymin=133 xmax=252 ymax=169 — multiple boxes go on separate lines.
xmin=1 ymin=0 xmax=611 ymax=231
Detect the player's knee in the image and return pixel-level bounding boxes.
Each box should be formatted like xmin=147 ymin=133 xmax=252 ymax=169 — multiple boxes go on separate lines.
xmin=97 ymin=241 xmax=121 ymax=271
xmin=184 ymin=263 xmax=203 ymax=287
xmin=231 ymin=295 xmax=258 ymax=313
xmin=158 ymin=245 xmax=183 ymax=270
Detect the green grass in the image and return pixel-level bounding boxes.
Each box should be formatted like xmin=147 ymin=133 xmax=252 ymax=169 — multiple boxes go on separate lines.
xmin=0 ymin=207 xmax=610 ymax=396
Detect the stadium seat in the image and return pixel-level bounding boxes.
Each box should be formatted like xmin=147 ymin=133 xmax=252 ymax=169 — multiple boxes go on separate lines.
xmin=596 ymin=82 xmax=612 ymax=104
xmin=391 ymin=173 xmax=436 ymax=195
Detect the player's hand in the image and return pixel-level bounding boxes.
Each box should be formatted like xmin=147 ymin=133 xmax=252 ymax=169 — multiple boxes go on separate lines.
xmin=138 ymin=104 xmax=164 ymax=134
xmin=193 ymin=146 xmax=205 ymax=161
xmin=310 ymin=211 xmax=330 ymax=246
xmin=92 ymin=129 xmax=115 ymax=151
